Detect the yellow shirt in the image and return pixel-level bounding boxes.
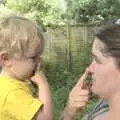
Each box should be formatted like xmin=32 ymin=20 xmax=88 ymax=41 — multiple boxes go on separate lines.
xmin=0 ymin=75 xmax=43 ymax=120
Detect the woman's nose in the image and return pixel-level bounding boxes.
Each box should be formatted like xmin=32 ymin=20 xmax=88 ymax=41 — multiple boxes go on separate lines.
xmin=88 ymin=63 xmax=94 ymax=73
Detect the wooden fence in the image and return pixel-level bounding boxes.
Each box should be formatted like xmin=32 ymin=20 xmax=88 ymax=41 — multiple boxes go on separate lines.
xmin=43 ymin=24 xmax=96 ymax=73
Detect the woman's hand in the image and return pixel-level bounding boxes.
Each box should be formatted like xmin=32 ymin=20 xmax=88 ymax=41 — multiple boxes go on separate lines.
xmin=68 ymin=68 xmax=90 ymax=112
xmin=61 ymin=68 xmax=92 ymax=120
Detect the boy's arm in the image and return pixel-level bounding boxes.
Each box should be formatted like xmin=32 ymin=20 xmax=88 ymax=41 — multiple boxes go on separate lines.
xmin=31 ymin=71 xmax=53 ymax=120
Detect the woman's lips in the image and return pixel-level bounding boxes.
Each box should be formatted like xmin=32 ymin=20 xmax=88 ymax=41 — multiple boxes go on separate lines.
xmin=92 ymin=76 xmax=96 ymax=85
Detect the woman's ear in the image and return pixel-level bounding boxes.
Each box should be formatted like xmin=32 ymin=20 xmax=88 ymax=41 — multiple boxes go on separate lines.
xmin=0 ymin=52 xmax=11 ymax=67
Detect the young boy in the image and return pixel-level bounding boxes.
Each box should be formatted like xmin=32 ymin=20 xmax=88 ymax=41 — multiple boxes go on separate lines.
xmin=0 ymin=15 xmax=53 ymax=120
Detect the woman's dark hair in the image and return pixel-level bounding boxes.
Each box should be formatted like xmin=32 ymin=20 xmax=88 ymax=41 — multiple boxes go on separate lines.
xmin=95 ymin=20 xmax=120 ymax=66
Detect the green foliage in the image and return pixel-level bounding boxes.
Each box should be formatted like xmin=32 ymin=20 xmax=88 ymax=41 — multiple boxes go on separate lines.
xmin=1 ymin=0 xmax=120 ymax=25
xmin=96 ymin=0 xmax=120 ymax=21
xmin=50 ymin=69 xmax=97 ymax=120
xmin=4 ymin=0 xmax=50 ymax=29
xmin=52 ymin=86 xmax=98 ymax=120
xmin=2 ymin=0 xmax=66 ymax=25
xmin=52 ymin=87 xmax=70 ymax=120
xmin=6 ymin=0 xmax=49 ymax=14
xmin=65 ymin=0 xmax=120 ymax=24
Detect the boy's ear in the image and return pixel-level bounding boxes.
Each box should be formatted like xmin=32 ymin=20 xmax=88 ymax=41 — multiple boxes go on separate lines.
xmin=0 ymin=52 xmax=11 ymax=67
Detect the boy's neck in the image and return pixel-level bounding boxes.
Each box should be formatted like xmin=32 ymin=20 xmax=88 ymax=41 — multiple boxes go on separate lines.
xmin=1 ymin=68 xmax=8 ymax=76
xmin=0 ymin=68 xmax=29 ymax=83
xmin=0 ymin=68 xmax=16 ymax=80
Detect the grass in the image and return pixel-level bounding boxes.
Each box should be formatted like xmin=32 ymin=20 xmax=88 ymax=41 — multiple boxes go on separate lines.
xmin=44 ymin=69 xmax=98 ymax=120
xmin=52 ymin=86 xmax=98 ymax=120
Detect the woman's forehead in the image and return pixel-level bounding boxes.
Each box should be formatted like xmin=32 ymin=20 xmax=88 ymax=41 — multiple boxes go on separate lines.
xmin=92 ymin=38 xmax=106 ymax=53
xmin=92 ymin=38 xmax=109 ymax=60
xmin=92 ymin=38 xmax=113 ymax=64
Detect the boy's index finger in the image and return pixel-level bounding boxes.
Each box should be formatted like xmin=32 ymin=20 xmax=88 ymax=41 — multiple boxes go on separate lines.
xmin=76 ymin=68 xmax=89 ymax=87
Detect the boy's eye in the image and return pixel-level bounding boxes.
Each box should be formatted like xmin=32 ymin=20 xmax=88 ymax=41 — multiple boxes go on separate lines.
xmin=30 ymin=56 xmax=36 ymax=60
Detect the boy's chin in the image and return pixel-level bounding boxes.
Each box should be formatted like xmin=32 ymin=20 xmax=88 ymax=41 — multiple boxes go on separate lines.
xmin=21 ymin=69 xmax=37 ymax=80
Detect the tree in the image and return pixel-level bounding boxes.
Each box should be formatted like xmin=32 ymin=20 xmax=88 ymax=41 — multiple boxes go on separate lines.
xmin=2 ymin=0 xmax=67 ymax=26
xmin=5 ymin=0 xmax=50 ymax=27
xmin=1 ymin=0 xmax=120 ymax=25
xmin=64 ymin=0 xmax=120 ymax=24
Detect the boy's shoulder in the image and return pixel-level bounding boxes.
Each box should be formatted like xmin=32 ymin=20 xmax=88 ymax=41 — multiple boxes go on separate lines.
xmin=0 ymin=75 xmax=42 ymax=120
xmin=0 ymin=75 xmax=33 ymax=94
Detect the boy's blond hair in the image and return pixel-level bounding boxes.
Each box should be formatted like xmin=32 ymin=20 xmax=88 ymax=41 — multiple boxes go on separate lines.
xmin=0 ymin=15 xmax=44 ymax=59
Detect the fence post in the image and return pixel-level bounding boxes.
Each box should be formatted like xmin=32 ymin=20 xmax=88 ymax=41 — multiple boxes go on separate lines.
xmin=66 ymin=23 xmax=72 ymax=71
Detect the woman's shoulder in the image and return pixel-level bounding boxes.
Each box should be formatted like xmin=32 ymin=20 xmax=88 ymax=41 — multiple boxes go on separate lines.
xmin=85 ymin=99 xmax=109 ymax=120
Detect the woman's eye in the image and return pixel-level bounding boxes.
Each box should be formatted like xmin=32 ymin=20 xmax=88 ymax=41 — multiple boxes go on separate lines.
xmin=91 ymin=55 xmax=102 ymax=64
xmin=95 ymin=58 xmax=102 ymax=64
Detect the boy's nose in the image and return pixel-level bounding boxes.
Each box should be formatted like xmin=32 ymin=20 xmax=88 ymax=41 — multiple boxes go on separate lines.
xmin=36 ymin=56 xmax=43 ymax=63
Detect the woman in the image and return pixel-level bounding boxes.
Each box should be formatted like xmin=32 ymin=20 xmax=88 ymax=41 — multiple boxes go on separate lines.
xmin=62 ymin=20 xmax=120 ymax=120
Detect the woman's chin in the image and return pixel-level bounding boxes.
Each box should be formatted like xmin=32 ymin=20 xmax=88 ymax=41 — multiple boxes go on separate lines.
xmin=91 ymin=84 xmax=97 ymax=94
xmin=91 ymin=85 xmax=94 ymax=92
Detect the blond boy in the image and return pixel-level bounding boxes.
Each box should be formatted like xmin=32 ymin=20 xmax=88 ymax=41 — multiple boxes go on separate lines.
xmin=0 ymin=15 xmax=53 ymax=120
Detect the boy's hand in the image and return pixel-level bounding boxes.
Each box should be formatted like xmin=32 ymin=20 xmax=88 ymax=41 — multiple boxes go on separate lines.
xmin=30 ymin=62 xmax=47 ymax=85
xmin=30 ymin=71 xmax=47 ymax=86
xmin=30 ymin=67 xmax=53 ymax=120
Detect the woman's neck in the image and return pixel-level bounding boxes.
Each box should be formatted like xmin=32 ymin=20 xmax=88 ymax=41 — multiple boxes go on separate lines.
xmin=108 ymin=91 xmax=120 ymax=113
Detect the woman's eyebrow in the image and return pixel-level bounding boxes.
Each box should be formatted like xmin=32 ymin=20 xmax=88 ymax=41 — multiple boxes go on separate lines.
xmin=91 ymin=52 xmax=100 ymax=59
